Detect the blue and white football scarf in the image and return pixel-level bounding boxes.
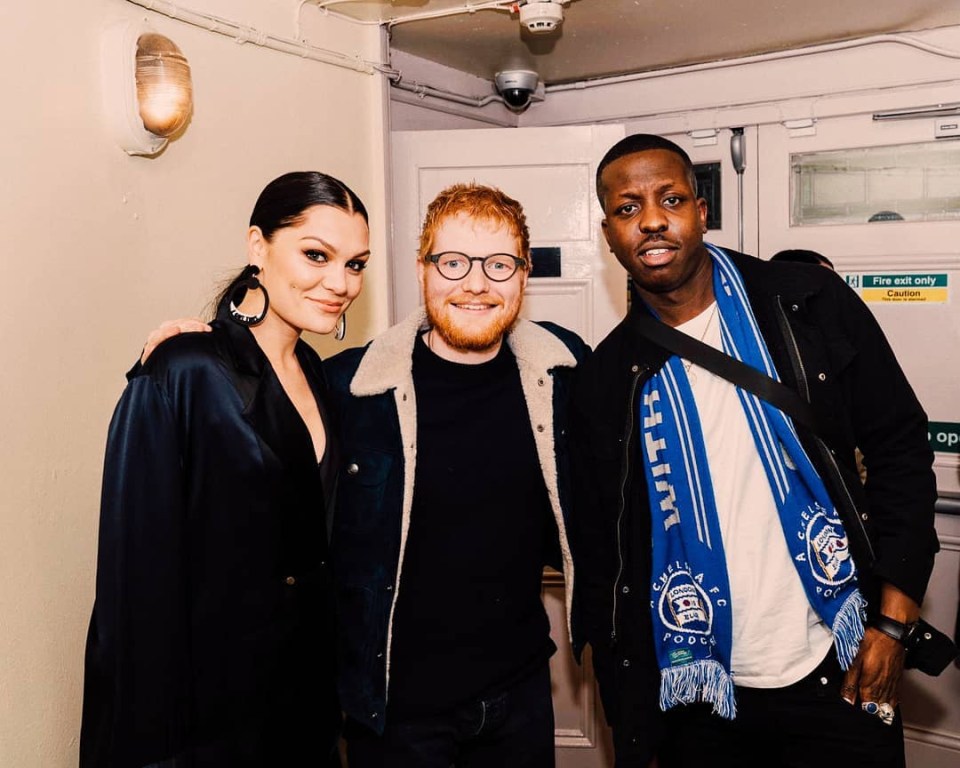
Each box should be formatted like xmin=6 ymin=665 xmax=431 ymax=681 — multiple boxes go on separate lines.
xmin=641 ymin=244 xmax=865 ymax=719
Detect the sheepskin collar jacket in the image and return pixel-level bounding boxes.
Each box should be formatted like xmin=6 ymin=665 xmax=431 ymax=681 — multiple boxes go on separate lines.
xmin=324 ymin=308 xmax=588 ymax=734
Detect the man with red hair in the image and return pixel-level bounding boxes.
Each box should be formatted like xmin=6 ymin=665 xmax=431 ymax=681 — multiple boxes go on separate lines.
xmin=325 ymin=183 xmax=587 ymax=767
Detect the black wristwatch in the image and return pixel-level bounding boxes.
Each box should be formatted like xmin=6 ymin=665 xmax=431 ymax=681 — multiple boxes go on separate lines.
xmin=871 ymin=614 xmax=920 ymax=646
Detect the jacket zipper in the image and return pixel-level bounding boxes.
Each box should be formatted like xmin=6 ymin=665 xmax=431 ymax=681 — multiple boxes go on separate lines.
xmin=775 ymin=297 xmax=875 ymax=562
xmin=611 ymin=365 xmax=645 ymax=644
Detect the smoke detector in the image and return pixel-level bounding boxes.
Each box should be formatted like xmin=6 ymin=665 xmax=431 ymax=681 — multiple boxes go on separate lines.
xmin=518 ymin=1 xmax=567 ymax=34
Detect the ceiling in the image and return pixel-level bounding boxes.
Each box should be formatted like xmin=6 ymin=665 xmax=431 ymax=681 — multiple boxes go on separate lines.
xmin=320 ymin=0 xmax=960 ymax=85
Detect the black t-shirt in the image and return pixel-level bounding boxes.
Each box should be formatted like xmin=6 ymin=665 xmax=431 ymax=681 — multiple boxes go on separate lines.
xmin=387 ymin=334 xmax=557 ymax=716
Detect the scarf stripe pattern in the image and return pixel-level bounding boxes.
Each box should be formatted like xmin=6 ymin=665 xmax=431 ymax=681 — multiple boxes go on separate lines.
xmin=642 ymin=244 xmax=866 ymax=719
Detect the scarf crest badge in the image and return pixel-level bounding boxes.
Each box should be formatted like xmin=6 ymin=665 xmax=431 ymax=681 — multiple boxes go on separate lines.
xmin=801 ymin=502 xmax=856 ymax=589
xmin=642 ymin=244 xmax=865 ymax=719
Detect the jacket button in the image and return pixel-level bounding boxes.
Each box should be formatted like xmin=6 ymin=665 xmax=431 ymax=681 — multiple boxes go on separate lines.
xmin=371 ymin=712 xmax=378 ymax=719
xmin=284 ymin=576 xmax=296 ymax=586
xmin=346 ymin=463 xmax=359 ymax=476
xmin=818 ymin=372 xmax=826 ymax=381
xmin=861 ymin=513 xmax=869 ymax=521
xmin=622 ymin=659 xmax=631 ymax=667
xmin=386 ymin=584 xmax=393 ymax=591
xmin=537 ymin=425 xmax=545 ymax=433
xmin=631 ymin=365 xmax=639 ymax=373
xmin=791 ymin=304 xmax=799 ymax=312
xmin=377 ymin=652 xmax=383 ymax=658
xmin=538 ymin=378 xmax=545 ymax=386
xmin=622 ymin=585 xmax=630 ymax=594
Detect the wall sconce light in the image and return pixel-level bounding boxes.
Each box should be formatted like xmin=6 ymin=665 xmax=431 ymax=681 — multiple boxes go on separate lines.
xmin=101 ymin=21 xmax=193 ymax=156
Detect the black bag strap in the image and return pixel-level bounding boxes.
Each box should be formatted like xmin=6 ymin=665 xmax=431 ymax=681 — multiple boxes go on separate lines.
xmin=631 ymin=311 xmax=826 ymax=437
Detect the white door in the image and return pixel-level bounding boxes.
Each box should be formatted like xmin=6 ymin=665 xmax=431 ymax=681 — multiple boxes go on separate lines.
xmin=391 ymin=124 xmax=625 ymax=767
xmin=757 ymin=114 xmax=960 ymax=768
xmin=391 ymin=124 xmax=626 ymax=347
xmin=757 ymin=114 xmax=960 ymax=496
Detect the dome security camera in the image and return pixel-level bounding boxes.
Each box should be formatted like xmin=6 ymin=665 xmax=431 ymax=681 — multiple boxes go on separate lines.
xmin=494 ymin=70 xmax=540 ymax=113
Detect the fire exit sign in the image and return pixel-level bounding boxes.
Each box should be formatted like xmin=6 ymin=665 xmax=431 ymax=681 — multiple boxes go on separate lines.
xmin=845 ymin=273 xmax=948 ymax=303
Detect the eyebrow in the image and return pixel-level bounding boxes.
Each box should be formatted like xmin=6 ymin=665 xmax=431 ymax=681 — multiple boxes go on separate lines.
xmin=615 ymin=181 xmax=686 ymax=199
xmin=435 ymin=250 xmax=520 ymax=257
xmin=299 ymin=236 xmax=337 ymax=251
xmin=300 ymin=236 xmax=371 ymax=259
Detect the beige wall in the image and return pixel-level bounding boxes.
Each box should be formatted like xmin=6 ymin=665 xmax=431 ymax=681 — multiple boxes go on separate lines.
xmin=0 ymin=0 xmax=389 ymax=764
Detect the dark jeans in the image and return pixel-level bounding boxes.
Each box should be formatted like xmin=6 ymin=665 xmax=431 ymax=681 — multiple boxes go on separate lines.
xmin=660 ymin=651 xmax=905 ymax=768
xmin=345 ymin=664 xmax=555 ymax=768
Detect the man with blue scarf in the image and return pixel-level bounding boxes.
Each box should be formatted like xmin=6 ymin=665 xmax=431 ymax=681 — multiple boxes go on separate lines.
xmin=570 ymin=134 xmax=939 ymax=767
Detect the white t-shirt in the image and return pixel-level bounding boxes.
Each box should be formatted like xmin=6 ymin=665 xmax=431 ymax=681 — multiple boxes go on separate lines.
xmin=675 ymin=303 xmax=834 ymax=688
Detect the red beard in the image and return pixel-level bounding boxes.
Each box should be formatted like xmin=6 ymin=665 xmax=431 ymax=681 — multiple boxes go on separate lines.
xmin=425 ymin=294 xmax=521 ymax=352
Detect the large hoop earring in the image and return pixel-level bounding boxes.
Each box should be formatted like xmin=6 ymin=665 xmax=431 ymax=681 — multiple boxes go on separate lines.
xmin=228 ymin=266 xmax=269 ymax=326
xmin=335 ymin=311 xmax=347 ymax=341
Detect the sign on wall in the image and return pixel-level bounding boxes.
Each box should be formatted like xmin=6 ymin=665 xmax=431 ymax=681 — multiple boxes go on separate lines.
xmin=929 ymin=421 xmax=960 ymax=454
xmin=844 ymin=273 xmax=949 ymax=303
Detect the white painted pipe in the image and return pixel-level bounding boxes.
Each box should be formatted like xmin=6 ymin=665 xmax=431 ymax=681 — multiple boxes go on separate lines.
xmin=124 ymin=0 xmax=378 ymax=75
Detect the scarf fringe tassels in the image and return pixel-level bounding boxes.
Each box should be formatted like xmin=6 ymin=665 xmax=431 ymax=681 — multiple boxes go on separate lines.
xmin=659 ymin=660 xmax=737 ymax=719
xmin=832 ymin=591 xmax=868 ymax=669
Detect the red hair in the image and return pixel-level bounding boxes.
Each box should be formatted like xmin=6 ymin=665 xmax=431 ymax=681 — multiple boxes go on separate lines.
xmin=418 ymin=183 xmax=530 ymax=263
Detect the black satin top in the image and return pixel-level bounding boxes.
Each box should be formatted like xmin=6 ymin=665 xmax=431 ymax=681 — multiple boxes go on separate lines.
xmin=80 ymin=304 xmax=340 ymax=767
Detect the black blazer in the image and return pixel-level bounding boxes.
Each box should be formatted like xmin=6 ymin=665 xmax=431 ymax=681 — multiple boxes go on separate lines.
xmin=81 ymin=307 xmax=340 ymax=767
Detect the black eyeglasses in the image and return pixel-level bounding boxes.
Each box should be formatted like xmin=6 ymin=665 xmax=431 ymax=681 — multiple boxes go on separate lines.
xmin=425 ymin=251 xmax=528 ymax=282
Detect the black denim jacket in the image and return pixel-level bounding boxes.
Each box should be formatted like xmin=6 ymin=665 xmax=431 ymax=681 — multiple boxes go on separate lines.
xmin=324 ymin=311 xmax=587 ymax=734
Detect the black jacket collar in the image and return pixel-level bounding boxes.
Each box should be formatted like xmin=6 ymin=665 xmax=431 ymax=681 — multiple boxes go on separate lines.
xmin=213 ymin=298 xmax=328 ymax=472
xmin=619 ymin=247 xmax=833 ymax=369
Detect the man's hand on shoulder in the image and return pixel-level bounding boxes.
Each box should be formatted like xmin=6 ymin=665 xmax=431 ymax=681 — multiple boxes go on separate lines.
xmin=142 ymin=318 xmax=211 ymax=363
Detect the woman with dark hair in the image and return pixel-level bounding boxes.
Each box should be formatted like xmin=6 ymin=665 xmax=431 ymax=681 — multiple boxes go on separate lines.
xmin=80 ymin=172 xmax=370 ymax=767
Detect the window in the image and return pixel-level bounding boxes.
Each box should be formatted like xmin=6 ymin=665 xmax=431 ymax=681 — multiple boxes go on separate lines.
xmin=790 ymin=141 xmax=960 ymax=226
